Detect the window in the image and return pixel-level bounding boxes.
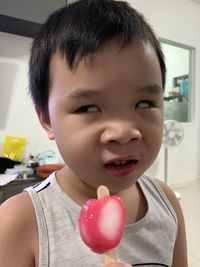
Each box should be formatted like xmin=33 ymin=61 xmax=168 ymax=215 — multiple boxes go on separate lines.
xmin=160 ymin=39 xmax=195 ymax=122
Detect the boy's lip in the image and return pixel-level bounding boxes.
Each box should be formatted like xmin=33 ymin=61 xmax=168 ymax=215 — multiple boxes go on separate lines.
xmin=103 ymin=157 xmax=139 ymax=177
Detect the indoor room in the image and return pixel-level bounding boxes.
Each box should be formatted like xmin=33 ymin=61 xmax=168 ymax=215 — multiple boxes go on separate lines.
xmin=0 ymin=0 xmax=200 ymax=266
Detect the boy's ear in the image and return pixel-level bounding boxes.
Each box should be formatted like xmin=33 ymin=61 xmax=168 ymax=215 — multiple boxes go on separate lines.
xmin=35 ymin=106 xmax=55 ymax=140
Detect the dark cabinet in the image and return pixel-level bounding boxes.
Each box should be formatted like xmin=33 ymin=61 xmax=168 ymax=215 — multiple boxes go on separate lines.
xmin=0 ymin=178 xmax=41 ymax=203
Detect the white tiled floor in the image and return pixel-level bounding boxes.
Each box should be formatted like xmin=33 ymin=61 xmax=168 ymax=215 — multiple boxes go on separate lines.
xmin=174 ymin=179 xmax=200 ymax=267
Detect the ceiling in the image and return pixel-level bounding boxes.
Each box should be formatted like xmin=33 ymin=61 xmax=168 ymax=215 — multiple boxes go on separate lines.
xmin=189 ymin=0 xmax=200 ymax=4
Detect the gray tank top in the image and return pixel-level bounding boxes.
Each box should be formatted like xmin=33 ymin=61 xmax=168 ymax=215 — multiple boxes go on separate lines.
xmin=25 ymin=173 xmax=177 ymax=267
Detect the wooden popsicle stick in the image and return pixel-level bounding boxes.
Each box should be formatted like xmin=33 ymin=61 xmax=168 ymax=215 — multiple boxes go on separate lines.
xmin=97 ymin=185 xmax=118 ymax=265
xmin=97 ymin=185 xmax=110 ymax=199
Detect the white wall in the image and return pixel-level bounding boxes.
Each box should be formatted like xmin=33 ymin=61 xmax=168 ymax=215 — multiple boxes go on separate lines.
xmin=128 ymin=0 xmax=200 ymax=183
xmin=1 ymin=0 xmax=200 ymax=183
xmin=0 ymin=32 xmax=61 ymax=162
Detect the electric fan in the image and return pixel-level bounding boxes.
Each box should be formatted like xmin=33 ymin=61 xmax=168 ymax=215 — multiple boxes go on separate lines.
xmin=163 ymin=120 xmax=184 ymax=199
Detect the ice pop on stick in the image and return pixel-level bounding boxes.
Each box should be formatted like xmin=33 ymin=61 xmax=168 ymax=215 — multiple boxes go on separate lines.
xmin=78 ymin=185 xmax=126 ymax=264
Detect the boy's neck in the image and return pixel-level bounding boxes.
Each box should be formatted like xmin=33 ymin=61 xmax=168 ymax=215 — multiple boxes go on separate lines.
xmin=55 ymin=166 xmax=147 ymax=224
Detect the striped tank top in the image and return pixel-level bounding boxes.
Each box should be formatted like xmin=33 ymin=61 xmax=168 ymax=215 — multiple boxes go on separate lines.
xmin=25 ymin=172 xmax=177 ymax=267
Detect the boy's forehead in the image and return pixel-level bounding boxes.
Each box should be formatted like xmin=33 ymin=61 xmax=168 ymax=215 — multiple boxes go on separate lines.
xmin=51 ymin=39 xmax=156 ymax=71
xmin=49 ymin=39 xmax=162 ymax=95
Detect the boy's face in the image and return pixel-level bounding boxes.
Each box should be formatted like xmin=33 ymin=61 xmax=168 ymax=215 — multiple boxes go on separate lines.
xmin=40 ymin=39 xmax=163 ymax=192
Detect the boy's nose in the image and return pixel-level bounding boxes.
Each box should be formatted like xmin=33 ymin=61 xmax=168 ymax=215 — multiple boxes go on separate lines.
xmin=100 ymin=121 xmax=142 ymax=145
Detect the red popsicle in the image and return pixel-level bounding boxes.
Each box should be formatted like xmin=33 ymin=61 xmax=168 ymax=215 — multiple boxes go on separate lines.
xmin=79 ymin=185 xmax=126 ymax=264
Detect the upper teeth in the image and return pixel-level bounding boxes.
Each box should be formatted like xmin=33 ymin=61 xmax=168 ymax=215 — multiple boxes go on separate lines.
xmin=114 ymin=160 xmax=127 ymax=165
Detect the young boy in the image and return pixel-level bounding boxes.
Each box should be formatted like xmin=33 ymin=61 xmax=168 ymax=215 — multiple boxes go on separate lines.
xmin=0 ymin=0 xmax=188 ymax=266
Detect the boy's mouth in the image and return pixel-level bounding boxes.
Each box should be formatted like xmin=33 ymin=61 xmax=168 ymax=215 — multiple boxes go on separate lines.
xmin=104 ymin=159 xmax=138 ymax=177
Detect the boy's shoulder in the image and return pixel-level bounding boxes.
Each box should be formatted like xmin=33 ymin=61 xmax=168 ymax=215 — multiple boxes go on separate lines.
xmin=0 ymin=191 xmax=35 ymax=226
xmin=0 ymin=192 xmax=37 ymax=266
xmin=156 ymin=179 xmax=179 ymax=208
xmin=156 ymin=180 xmax=188 ymax=266
xmin=156 ymin=179 xmax=185 ymax=224
xmin=140 ymin=175 xmax=179 ymax=206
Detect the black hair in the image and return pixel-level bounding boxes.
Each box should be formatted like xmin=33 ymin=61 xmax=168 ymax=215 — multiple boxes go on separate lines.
xmin=29 ymin=0 xmax=166 ymax=117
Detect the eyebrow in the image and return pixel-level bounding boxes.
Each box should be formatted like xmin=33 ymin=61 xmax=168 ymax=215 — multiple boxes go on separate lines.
xmin=138 ymin=84 xmax=163 ymax=95
xmin=65 ymin=88 xmax=104 ymax=100
xmin=65 ymin=84 xmax=163 ymax=101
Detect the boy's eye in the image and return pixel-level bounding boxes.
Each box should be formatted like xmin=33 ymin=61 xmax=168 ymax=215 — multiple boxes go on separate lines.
xmin=76 ymin=105 xmax=99 ymax=113
xmin=136 ymin=100 xmax=155 ymax=109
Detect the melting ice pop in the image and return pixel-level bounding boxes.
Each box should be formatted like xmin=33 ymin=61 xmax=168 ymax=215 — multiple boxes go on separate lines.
xmin=78 ymin=185 xmax=126 ymax=264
